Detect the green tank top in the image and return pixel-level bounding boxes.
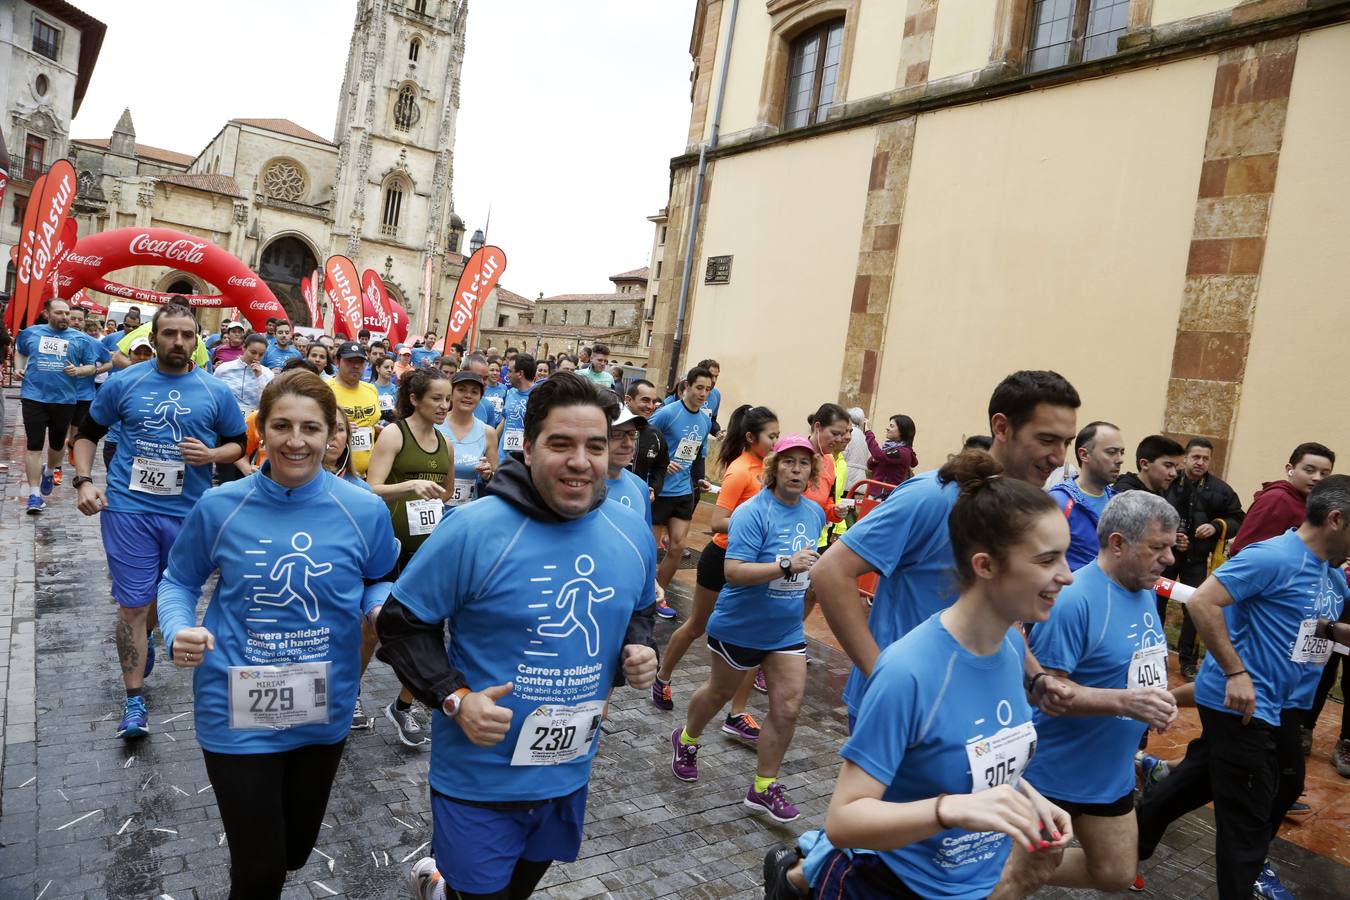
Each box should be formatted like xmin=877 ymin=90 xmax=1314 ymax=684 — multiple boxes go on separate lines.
xmin=385 ymin=418 xmax=451 ymax=556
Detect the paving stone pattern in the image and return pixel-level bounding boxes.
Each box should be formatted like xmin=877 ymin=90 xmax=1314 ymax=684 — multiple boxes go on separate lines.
xmin=1 ymin=390 xmax=1349 ymax=898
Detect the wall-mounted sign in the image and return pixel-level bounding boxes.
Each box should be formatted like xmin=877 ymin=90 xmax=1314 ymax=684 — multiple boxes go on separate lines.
xmin=704 ymin=255 xmax=732 ymax=285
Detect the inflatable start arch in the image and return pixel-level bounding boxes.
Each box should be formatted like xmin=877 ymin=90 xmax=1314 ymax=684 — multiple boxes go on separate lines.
xmin=54 ymin=227 xmax=288 ymax=330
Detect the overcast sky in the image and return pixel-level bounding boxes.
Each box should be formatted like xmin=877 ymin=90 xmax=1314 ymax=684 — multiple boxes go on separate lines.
xmin=69 ymin=0 xmax=696 ymax=300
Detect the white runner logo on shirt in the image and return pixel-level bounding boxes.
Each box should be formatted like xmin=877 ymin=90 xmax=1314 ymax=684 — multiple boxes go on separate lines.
xmin=533 ymin=554 xmax=615 ymax=658
xmin=250 ymin=532 xmax=331 ymax=623
xmin=142 ymin=389 xmax=192 ymax=443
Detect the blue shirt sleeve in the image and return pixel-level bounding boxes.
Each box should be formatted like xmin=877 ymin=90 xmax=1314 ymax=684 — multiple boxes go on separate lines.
xmin=1214 ymin=542 xmax=1281 ymax=604
xmin=841 ymin=475 xmax=951 ymax=577
xmin=391 ymin=512 xmax=479 ymax=623
xmin=724 ymin=497 xmax=768 ymax=563
xmin=840 ymin=653 xmax=920 ymax=785
xmin=88 ymin=372 xmax=123 ymax=427
xmin=158 ymin=499 xmax=218 ymax=654
xmin=210 ymin=379 xmax=248 ymax=437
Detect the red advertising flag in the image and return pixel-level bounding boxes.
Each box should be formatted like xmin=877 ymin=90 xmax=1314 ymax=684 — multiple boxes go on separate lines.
xmin=40 ymin=217 xmax=80 ymax=302
xmin=324 ymin=255 xmax=363 ymax=339
xmin=387 ymin=298 xmax=409 ymax=345
xmin=12 ymin=159 xmax=78 ymax=330
xmin=443 ymin=246 xmax=506 ymax=354
xmin=360 ymin=268 xmax=392 ymax=334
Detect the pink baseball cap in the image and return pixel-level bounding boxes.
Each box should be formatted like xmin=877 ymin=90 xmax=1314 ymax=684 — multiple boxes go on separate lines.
xmin=773 ymin=434 xmax=814 ymax=455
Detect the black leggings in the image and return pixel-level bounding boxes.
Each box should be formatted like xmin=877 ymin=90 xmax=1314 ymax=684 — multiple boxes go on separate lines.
xmin=202 ymin=739 xmax=346 ymax=900
xmin=446 ymin=859 xmax=552 ymax=900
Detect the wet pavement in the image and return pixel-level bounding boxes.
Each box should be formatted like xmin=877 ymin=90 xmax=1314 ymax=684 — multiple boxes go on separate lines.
xmin=1 ymin=388 xmax=1349 ymax=899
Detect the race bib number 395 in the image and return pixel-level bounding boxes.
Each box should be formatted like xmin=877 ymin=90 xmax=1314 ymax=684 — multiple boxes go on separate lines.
xmin=228 ymin=662 xmax=330 ymax=730
xmin=510 ymin=701 xmax=604 ymax=766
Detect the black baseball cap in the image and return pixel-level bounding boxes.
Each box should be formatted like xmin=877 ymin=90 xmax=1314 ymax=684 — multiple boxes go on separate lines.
xmin=451 ymin=370 xmax=485 ymax=388
xmin=336 ymin=340 xmax=367 ymax=360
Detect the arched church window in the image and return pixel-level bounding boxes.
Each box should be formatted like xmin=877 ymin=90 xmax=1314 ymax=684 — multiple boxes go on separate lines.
xmin=261 ymin=159 xmax=307 ymax=203
xmin=409 ymin=37 xmax=421 ymax=62
xmin=381 ymin=180 xmax=407 ymax=237
xmin=394 ymin=84 xmax=420 ymax=131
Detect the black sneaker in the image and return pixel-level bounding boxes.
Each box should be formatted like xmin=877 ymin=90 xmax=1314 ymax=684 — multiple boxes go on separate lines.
xmin=1180 ymin=663 xmax=1198 ymax=680
xmin=763 ymin=845 xmax=805 ymax=900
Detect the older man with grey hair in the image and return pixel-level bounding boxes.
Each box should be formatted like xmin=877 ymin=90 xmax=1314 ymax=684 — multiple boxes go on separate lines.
xmin=998 ymin=490 xmax=1181 ymax=896
xmin=842 ymin=407 xmax=870 ymax=490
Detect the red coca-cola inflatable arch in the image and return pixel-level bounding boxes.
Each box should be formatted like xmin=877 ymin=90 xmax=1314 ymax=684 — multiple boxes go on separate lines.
xmin=53 ymin=227 xmax=288 ymax=330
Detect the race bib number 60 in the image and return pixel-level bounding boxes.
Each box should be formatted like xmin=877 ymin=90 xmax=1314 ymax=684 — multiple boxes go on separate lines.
xmin=406 ymin=498 xmax=442 ymax=536
xmin=511 ymin=701 xmax=604 ymax=766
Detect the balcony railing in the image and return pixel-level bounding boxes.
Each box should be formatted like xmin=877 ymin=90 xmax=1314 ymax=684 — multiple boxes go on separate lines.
xmin=378 ymin=223 xmax=400 ymax=239
xmin=18 ymin=156 xmax=49 ymax=182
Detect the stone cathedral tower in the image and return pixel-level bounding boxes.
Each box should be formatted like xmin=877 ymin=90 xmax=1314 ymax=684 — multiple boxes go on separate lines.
xmin=330 ymin=0 xmax=468 ymax=327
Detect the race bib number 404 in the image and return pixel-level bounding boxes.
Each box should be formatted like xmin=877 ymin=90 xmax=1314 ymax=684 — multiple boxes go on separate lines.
xmin=511 ymin=701 xmax=604 ymax=766
xmin=965 ymin=720 xmax=1037 ymax=792
xmin=1128 ymin=643 xmax=1169 ymax=690
xmin=228 ymin=662 xmax=330 ymax=730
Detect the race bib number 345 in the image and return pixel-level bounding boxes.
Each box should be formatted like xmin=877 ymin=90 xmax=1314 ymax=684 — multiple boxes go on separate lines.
xmin=511 ymin=701 xmax=604 ymax=766
xmin=228 ymin=662 xmax=330 ymax=730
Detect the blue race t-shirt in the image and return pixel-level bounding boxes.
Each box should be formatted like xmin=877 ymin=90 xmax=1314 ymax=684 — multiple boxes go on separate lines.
xmin=837 ymin=470 xmax=960 ymax=715
xmin=261 ymin=344 xmax=302 ymax=371
xmin=497 ymin=385 xmax=532 ymax=462
xmin=17 ymin=324 xmax=101 ymax=404
xmin=1193 ymin=530 xmax=1348 ymax=727
xmin=842 ymin=615 xmax=1035 ymax=900
xmin=647 ymin=400 xmax=712 ymax=497
xmin=392 ymin=496 xmax=657 ymax=802
xmin=605 ymin=468 xmax=652 ymax=526
xmin=75 ymin=333 xmax=112 ymax=402
xmin=375 ymin=379 xmax=398 ymax=419
xmin=88 ymin=364 xmax=247 ymax=518
xmin=156 ymin=468 xmax=399 ymax=753
xmin=411 ymin=347 xmax=439 ymax=368
xmin=1024 ymin=560 xmax=1167 ymax=803
xmin=482 ymin=382 xmax=507 ymax=428
xmin=100 ymin=331 xmax=126 ymax=353
xmin=708 ymin=489 xmax=826 ymax=650
xmin=703 ymin=386 xmax=721 ymax=421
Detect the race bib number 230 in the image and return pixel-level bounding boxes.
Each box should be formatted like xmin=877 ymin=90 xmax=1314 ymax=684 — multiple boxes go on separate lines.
xmin=511 ymin=701 xmax=604 ymax=766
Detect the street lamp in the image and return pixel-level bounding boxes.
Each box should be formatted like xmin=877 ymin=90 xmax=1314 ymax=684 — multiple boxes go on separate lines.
xmin=384 ymin=255 xmax=394 ymax=279
xmin=469 ymin=229 xmax=485 ymax=256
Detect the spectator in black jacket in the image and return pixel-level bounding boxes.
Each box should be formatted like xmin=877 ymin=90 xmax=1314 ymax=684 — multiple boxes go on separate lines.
xmin=1165 ymin=437 xmax=1246 ymax=677
xmin=626 ymin=379 xmax=667 ymax=497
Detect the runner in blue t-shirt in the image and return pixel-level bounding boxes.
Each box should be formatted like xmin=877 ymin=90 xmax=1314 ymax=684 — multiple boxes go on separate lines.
xmin=72 ymin=304 xmax=248 ymax=741
xmin=603 ymin=402 xmax=653 ymax=526
xmin=647 ymin=365 xmax=715 ymax=595
xmin=410 ymin=331 xmax=440 ymax=368
xmin=496 ymin=353 xmax=537 ymax=462
xmin=764 ymin=449 xmax=1074 ymax=900
xmin=1001 ymin=491 xmax=1181 ymax=895
xmin=672 ymin=435 xmax=825 ymax=824
xmin=375 ymin=373 xmax=658 ymax=899
xmin=1046 ymin=421 xmax=1125 ymax=571
xmin=157 ymin=368 xmax=399 ymax=898
xmin=696 ymin=357 xmax=723 ymax=436
xmin=60 ymin=307 xmax=114 ymax=483
xmin=809 ymin=370 xmax=1082 ymax=724
xmin=260 ymin=321 xmax=303 ymax=371
xmin=14 ymin=297 xmax=103 ymax=513
xmin=1138 ymin=478 xmax=1350 ymax=899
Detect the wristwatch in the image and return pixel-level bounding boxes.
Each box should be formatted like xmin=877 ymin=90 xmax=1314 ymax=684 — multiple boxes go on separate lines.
xmin=72 ymin=475 xmax=94 ymax=489
xmin=778 ymin=557 xmax=793 ymax=578
xmin=443 ymin=687 xmax=470 ymax=718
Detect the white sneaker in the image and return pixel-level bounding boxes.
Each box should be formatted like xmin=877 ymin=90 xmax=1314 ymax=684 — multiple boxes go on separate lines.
xmin=350 ymin=695 xmax=375 ymax=731
xmin=406 ymin=856 xmax=442 ymax=900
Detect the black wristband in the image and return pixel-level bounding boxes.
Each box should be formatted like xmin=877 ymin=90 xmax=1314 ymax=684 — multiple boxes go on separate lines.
xmin=72 ymin=475 xmax=94 ymax=489
xmin=1026 ymin=672 xmax=1047 ymax=695
xmin=1224 ymin=669 xmax=1248 ymax=679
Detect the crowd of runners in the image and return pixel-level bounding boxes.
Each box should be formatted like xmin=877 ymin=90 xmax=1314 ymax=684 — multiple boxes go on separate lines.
xmin=3 ymin=293 xmax=1347 ymax=900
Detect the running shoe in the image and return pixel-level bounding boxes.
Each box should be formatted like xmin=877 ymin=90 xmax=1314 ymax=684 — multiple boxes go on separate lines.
xmin=39 ymin=466 xmax=54 ymax=496
xmin=721 ymin=712 xmax=761 ymax=744
xmin=670 ymin=728 xmax=699 ymax=781
xmin=1128 ymin=873 xmax=1145 ymax=892
xmin=745 ymin=781 xmax=799 ymax=823
xmin=651 ymin=677 xmax=674 ymax=711
xmin=1284 ymin=799 xmax=1311 ymax=821
xmin=66 ymin=443 xmax=76 ymax=467
xmin=385 ymin=702 xmax=429 ymax=747
xmin=655 ymin=599 xmax=677 ymax=619
xmin=753 ymin=669 xmax=768 ymax=693
xmin=1333 ymin=738 xmax=1350 ymax=778
xmin=117 ymin=696 xmax=149 ymax=740
xmin=406 ymin=856 xmax=442 ymax=900
xmin=26 ymin=494 xmax=45 ymax=515
xmin=1179 ymin=662 xmax=1198 ymax=680
xmin=51 ymin=466 xmax=62 ymax=486
xmin=1253 ymin=861 xmax=1294 ymax=900
xmin=351 ymin=695 xmax=375 ymax=731
xmin=1139 ymin=754 xmax=1170 ymax=785
xmin=763 ymin=845 xmax=806 ymax=900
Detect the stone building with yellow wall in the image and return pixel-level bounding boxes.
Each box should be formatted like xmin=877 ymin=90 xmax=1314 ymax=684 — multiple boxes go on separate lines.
xmin=649 ymin=0 xmax=1350 ymax=500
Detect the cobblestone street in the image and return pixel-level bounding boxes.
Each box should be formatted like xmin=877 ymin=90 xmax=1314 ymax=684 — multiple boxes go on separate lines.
xmin=1 ymin=392 xmax=1349 ymax=899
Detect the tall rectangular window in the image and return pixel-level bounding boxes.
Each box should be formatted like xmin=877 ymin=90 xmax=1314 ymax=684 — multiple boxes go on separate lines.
xmin=32 ymin=19 xmax=60 ymax=61
xmin=1027 ymin=0 xmax=1129 ymax=72
xmin=783 ymin=19 xmax=845 ymax=130
xmin=23 ymin=135 xmax=46 ymax=180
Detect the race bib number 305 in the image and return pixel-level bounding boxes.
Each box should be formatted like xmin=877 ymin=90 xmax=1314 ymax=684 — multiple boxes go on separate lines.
xmin=228 ymin=662 xmax=330 ymax=730
xmin=1291 ymin=619 xmax=1332 ymax=665
xmin=966 ymin=720 xmax=1037 ymax=792
xmin=130 ymin=457 xmax=185 ymax=496
xmin=511 ymin=701 xmax=604 ymax=766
